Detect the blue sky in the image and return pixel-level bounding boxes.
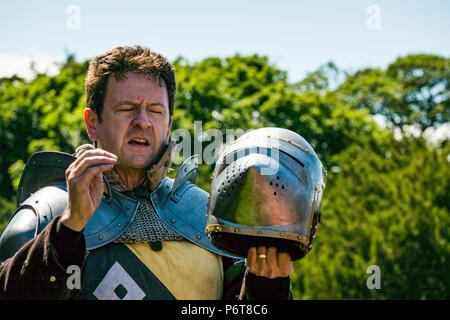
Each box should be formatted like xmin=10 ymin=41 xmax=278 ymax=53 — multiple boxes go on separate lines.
xmin=1 ymin=0 xmax=449 ymax=82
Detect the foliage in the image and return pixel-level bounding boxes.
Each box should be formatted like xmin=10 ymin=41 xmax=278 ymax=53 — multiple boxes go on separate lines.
xmin=292 ymin=137 xmax=449 ymax=299
xmin=337 ymin=54 xmax=450 ymax=133
xmin=0 ymin=53 xmax=447 ymax=299
xmin=0 ymin=59 xmax=90 ymax=198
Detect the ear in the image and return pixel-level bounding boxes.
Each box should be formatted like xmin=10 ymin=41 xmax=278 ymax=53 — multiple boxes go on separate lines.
xmin=166 ymin=116 xmax=174 ymax=143
xmin=84 ymin=108 xmax=99 ymax=142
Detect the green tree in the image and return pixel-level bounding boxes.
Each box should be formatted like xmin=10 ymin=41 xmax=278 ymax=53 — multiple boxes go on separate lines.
xmin=0 ymin=58 xmax=89 ymax=199
xmin=337 ymin=54 xmax=450 ymax=133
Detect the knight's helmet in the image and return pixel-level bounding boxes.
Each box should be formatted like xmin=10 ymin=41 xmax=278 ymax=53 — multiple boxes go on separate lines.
xmin=205 ymin=127 xmax=327 ymax=261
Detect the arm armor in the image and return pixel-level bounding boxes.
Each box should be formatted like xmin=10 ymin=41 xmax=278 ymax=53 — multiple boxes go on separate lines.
xmin=0 ymin=184 xmax=67 ymax=263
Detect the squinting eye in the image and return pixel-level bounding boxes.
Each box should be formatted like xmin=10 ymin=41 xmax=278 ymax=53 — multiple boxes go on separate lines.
xmin=119 ymin=107 xmax=133 ymax=112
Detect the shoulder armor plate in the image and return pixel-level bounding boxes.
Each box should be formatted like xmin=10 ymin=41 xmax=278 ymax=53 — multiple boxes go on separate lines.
xmin=171 ymin=154 xmax=199 ymax=200
xmin=16 ymin=151 xmax=75 ymax=207
xmin=152 ymin=177 xmax=238 ymax=259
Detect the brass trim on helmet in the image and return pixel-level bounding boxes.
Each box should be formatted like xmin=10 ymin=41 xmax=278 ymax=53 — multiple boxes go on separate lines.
xmin=274 ymin=136 xmax=310 ymax=154
xmin=205 ymin=224 xmax=309 ymax=247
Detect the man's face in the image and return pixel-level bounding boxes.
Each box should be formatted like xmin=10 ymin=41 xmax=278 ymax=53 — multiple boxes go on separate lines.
xmin=85 ymin=72 xmax=173 ymax=175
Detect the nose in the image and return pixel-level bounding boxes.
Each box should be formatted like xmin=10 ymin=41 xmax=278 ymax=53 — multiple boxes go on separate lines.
xmin=133 ymin=107 xmax=151 ymax=129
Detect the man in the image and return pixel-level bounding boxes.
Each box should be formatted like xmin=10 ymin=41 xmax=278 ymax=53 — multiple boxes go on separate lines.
xmin=0 ymin=45 xmax=292 ymax=300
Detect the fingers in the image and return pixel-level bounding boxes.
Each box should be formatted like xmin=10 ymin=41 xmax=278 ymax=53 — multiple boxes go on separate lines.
xmin=70 ymin=149 xmax=117 ymax=171
xmin=256 ymin=246 xmax=268 ymax=273
xmin=69 ymin=159 xmax=116 ymax=184
xmin=247 ymin=247 xmax=257 ymax=270
xmin=66 ymin=149 xmax=117 ymax=185
xmin=246 ymin=246 xmax=293 ymax=279
xmin=277 ymin=251 xmax=293 ymax=277
xmin=266 ymin=246 xmax=277 ymax=267
xmin=247 ymin=246 xmax=270 ymax=278
xmin=72 ymin=148 xmax=117 ymax=166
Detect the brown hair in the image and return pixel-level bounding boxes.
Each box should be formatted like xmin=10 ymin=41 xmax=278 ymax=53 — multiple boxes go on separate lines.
xmin=85 ymin=45 xmax=176 ymax=122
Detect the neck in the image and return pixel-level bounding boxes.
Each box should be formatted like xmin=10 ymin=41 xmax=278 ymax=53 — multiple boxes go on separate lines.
xmin=113 ymin=167 xmax=146 ymax=190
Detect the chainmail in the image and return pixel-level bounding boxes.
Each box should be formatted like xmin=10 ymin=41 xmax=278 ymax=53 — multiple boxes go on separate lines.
xmin=114 ymin=198 xmax=184 ymax=243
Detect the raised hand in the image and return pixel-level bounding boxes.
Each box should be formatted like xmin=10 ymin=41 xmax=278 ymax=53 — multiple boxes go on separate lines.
xmin=60 ymin=149 xmax=118 ymax=232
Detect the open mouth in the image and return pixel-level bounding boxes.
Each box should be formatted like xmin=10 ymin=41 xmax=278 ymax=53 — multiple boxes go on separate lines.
xmin=129 ymin=138 xmax=149 ymax=146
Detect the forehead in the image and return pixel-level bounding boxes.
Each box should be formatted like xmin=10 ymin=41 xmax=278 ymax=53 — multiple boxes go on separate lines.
xmin=104 ymin=72 xmax=168 ymax=105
